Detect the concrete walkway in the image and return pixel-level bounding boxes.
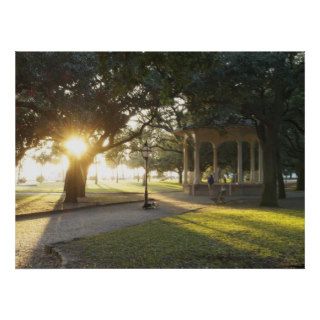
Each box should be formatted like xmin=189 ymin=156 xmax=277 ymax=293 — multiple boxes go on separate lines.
xmin=15 ymin=192 xmax=214 ymax=268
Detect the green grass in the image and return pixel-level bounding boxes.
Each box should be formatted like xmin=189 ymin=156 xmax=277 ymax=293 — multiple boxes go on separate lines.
xmin=86 ymin=180 xmax=182 ymax=193
xmin=16 ymin=180 xmax=182 ymax=194
xmin=16 ymin=180 xmax=181 ymax=215
xmin=16 ymin=181 xmax=63 ymax=193
xmin=57 ymin=206 xmax=304 ymax=268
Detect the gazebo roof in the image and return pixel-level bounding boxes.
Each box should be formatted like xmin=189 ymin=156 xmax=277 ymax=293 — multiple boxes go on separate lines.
xmin=175 ymin=118 xmax=255 ymax=136
xmin=174 ymin=117 xmax=258 ymax=144
xmin=175 ymin=115 xmax=255 ymax=135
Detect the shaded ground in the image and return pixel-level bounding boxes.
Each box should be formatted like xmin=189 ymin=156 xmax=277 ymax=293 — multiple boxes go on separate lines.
xmin=16 ymin=193 xmax=144 ymax=216
xmin=15 ymin=192 xmax=211 ymax=268
xmin=223 ymin=191 xmax=305 ymax=211
xmin=58 ymin=206 xmax=304 ymax=269
xmin=15 ymin=191 xmax=304 ymax=269
xmin=16 ymin=180 xmax=182 ymax=194
xmin=16 ymin=180 xmax=181 ymax=215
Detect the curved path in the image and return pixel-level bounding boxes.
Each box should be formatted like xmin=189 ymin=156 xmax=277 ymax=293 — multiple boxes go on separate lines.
xmin=16 ymin=191 xmax=304 ymax=268
xmin=16 ymin=192 xmax=214 ymax=268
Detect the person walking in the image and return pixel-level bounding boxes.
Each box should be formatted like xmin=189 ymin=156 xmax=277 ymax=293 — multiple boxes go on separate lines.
xmin=207 ymin=174 xmax=214 ymax=198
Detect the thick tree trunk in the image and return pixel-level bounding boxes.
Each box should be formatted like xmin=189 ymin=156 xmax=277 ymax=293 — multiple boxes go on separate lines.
xmin=64 ymin=158 xmax=79 ymax=203
xmin=77 ymin=164 xmax=88 ymax=197
xmin=64 ymin=157 xmax=91 ymax=203
xmin=258 ymin=124 xmax=279 ymax=207
xmin=260 ymin=154 xmax=278 ymax=206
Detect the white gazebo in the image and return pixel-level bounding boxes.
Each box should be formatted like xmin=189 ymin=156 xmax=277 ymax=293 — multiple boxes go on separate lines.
xmin=175 ymin=125 xmax=264 ymax=196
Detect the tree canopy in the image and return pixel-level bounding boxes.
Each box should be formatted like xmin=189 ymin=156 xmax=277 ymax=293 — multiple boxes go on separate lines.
xmin=16 ymin=52 xmax=304 ymax=206
xmin=16 ymin=52 xmax=163 ymax=201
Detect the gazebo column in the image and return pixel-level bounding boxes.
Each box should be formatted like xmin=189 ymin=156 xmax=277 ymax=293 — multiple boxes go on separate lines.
xmin=193 ymin=136 xmax=201 ymax=184
xmin=250 ymin=141 xmax=255 ymax=182
xmin=258 ymin=143 xmax=263 ymax=182
xmin=212 ymin=143 xmax=219 ymax=182
xmin=183 ymin=136 xmax=189 ymax=184
xmin=237 ymin=140 xmax=243 ymax=183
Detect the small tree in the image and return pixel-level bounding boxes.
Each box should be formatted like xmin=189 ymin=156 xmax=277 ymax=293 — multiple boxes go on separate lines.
xmin=36 ymin=175 xmax=45 ymax=183
xmin=32 ymin=150 xmax=52 ymax=183
xmin=155 ymin=149 xmax=183 ymax=183
xmin=105 ymin=145 xmax=127 ymax=183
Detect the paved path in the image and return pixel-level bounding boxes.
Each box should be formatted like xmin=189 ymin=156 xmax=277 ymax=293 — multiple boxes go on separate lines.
xmin=15 ymin=191 xmax=304 ymax=268
xmin=15 ymin=192 xmax=214 ymax=268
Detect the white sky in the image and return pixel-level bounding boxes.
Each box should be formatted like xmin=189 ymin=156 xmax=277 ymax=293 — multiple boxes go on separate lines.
xmin=16 ymin=148 xmax=141 ymax=182
xmin=16 ymin=144 xmax=176 ymax=182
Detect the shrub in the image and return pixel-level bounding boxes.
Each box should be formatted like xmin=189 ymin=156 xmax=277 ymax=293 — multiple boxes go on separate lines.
xmin=17 ymin=177 xmax=27 ymax=184
xmin=36 ymin=175 xmax=45 ymax=183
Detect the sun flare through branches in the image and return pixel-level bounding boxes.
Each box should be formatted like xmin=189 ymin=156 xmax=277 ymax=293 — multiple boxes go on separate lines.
xmin=64 ymin=137 xmax=87 ymax=157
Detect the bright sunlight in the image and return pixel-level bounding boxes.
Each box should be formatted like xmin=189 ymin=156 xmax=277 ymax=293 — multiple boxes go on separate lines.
xmin=64 ymin=137 xmax=87 ymax=157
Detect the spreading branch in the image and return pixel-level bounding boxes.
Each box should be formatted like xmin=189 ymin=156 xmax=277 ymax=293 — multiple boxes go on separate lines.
xmin=99 ymin=115 xmax=156 ymax=153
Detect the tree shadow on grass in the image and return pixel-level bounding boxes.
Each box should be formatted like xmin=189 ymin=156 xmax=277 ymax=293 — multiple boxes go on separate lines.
xmin=16 ymin=194 xmax=44 ymax=205
xmin=17 ymin=191 xmax=304 ymax=269
xmin=89 ymin=182 xmax=124 ymax=193
xmin=86 ymin=183 xmax=142 ymax=194
xmin=57 ymin=218 xmax=303 ymax=269
xmin=16 ymin=194 xmax=61 ymax=216
xmin=172 ymin=213 xmax=304 ymax=266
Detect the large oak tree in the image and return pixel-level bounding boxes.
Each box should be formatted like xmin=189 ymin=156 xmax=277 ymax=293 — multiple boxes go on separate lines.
xmin=16 ymin=52 xmax=160 ymax=202
xmin=153 ymin=52 xmax=304 ymax=206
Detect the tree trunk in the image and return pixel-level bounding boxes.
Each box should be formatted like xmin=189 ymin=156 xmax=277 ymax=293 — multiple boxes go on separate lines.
xmin=40 ymin=165 xmax=44 ymax=182
xmin=64 ymin=158 xmax=79 ymax=203
xmin=178 ymin=169 xmax=183 ymax=184
xmin=79 ymin=160 xmax=90 ymax=197
xmin=296 ymin=160 xmax=305 ymax=191
xmin=258 ymin=124 xmax=279 ymax=207
xmin=64 ymin=157 xmax=91 ymax=203
xmin=17 ymin=162 xmax=22 ymax=182
xmin=277 ymin=166 xmax=286 ymax=199
xmin=276 ymin=148 xmax=286 ymax=199
xmin=95 ymin=157 xmax=98 ymax=185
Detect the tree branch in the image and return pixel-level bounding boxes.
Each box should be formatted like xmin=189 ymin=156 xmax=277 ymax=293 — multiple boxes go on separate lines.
xmin=99 ymin=115 xmax=156 ymax=153
xmin=283 ymin=119 xmax=304 ymax=134
xmin=152 ymin=145 xmax=183 ymax=154
xmin=16 ymin=101 xmax=41 ymax=113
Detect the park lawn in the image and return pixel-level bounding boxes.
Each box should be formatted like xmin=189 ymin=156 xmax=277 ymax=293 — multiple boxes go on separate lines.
xmin=16 ymin=181 xmax=63 ymax=193
xmin=16 ymin=193 xmax=143 ymax=216
xmin=16 ymin=180 xmax=182 ymax=194
xmin=57 ymin=206 xmax=304 ymax=268
xmin=85 ymin=180 xmax=182 ymax=193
